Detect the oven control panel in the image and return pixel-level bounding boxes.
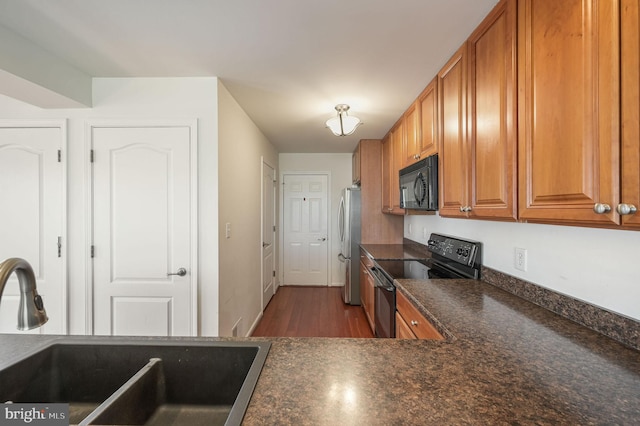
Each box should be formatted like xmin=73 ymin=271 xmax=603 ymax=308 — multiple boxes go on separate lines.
xmin=427 ymin=233 xmax=480 ymax=267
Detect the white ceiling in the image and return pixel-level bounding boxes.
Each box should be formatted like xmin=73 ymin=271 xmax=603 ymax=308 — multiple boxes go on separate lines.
xmin=0 ymin=0 xmax=498 ymax=153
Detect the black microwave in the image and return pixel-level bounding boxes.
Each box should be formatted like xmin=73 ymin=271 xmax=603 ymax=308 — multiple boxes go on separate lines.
xmin=399 ymin=154 xmax=438 ymax=210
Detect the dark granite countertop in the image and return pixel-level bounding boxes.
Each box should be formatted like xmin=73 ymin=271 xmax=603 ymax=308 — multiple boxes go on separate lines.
xmin=2 ymin=274 xmax=640 ymax=424
xmin=360 ymin=243 xmax=428 ymax=260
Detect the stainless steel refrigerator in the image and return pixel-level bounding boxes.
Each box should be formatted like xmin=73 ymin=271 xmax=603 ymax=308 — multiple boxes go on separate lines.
xmin=338 ymin=187 xmax=361 ymax=305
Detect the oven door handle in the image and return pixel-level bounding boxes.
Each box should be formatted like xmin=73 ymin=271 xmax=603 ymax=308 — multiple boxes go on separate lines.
xmin=371 ymin=268 xmax=394 ymax=291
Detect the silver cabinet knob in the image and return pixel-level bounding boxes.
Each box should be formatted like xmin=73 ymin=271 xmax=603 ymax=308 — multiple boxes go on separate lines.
xmin=616 ymin=203 xmax=637 ymax=215
xmin=459 ymin=206 xmax=472 ymax=213
xmin=411 ymin=320 xmax=419 ymax=326
xmin=593 ymin=203 xmax=611 ymax=214
xmin=167 ymin=268 xmax=187 ymax=277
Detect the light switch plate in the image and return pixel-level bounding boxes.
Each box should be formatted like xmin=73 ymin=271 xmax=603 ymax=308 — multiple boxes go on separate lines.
xmin=225 ymin=223 xmax=231 ymax=239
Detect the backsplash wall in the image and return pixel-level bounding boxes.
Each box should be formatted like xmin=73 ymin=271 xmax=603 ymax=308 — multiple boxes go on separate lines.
xmin=404 ymin=214 xmax=640 ymax=322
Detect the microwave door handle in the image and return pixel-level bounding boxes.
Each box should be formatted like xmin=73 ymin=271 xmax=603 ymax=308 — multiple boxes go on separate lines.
xmin=400 ymin=186 xmax=406 ymax=208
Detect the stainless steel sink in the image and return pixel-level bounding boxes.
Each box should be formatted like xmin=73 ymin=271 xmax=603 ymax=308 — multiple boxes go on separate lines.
xmin=0 ymin=339 xmax=270 ymax=425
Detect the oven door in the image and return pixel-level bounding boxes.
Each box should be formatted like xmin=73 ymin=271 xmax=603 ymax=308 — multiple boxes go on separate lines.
xmin=372 ymin=268 xmax=396 ymax=338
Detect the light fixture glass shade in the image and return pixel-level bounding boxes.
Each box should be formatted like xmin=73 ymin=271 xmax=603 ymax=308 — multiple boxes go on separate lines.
xmin=326 ymin=104 xmax=362 ymax=136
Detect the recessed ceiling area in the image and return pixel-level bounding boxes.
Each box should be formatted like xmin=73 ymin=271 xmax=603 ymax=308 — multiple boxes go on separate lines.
xmin=0 ymin=0 xmax=498 ymax=153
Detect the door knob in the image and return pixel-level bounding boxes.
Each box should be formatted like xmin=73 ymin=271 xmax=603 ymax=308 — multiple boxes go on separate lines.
xmin=616 ymin=203 xmax=637 ymax=215
xmin=167 ymin=268 xmax=187 ymax=277
xmin=593 ymin=203 xmax=611 ymax=214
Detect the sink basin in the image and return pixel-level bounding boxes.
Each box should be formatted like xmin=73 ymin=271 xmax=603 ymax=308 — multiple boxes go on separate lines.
xmin=0 ymin=339 xmax=270 ymax=425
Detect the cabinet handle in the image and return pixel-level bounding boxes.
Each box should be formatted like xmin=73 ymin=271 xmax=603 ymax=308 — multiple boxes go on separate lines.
xmin=414 ymin=154 xmax=420 ymax=160
xmin=616 ymin=203 xmax=637 ymax=215
xmin=411 ymin=320 xmax=418 ymax=326
xmin=593 ymin=203 xmax=611 ymax=214
xmin=459 ymin=206 xmax=472 ymax=213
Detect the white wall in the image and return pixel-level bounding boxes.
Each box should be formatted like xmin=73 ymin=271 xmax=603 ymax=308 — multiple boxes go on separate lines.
xmin=279 ymin=153 xmax=353 ymax=287
xmin=0 ymin=77 xmax=220 ymax=335
xmin=218 ymin=82 xmax=279 ymax=337
xmin=405 ymin=214 xmax=640 ymax=321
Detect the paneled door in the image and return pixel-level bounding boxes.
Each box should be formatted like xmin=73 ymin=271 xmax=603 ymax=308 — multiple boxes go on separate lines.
xmin=262 ymin=161 xmax=276 ymax=310
xmin=91 ymin=124 xmax=196 ymax=336
xmin=283 ymin=174 xmax=328 ymax=285
xmin=518 ymin=0 xmax=619 ymax=225
xmin=0 ymin=123 xmax=65 ymax=334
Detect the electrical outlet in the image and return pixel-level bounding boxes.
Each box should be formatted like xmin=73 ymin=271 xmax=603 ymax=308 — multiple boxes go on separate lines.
xmin=515 ymin=247 xmax=527 ymax=271
xmin=408 ymin=223 xmax=412 ymax=235
xmin=423 ymin=227 xmax=428 ymax=240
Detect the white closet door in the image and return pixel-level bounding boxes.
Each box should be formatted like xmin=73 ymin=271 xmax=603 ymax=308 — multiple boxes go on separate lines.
xmin=262 ymin=162 xmax=276 ymax=309
xmin=283 ymin=174 xmax=328 ymax=285
xmin=92 ymin=125 xmax=195 ymax=336
xmin=0 ymin=125 xmax=65 ymax=334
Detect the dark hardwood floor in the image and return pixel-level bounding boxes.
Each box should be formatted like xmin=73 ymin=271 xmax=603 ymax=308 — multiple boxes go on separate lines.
xmin=251 ymin=286 xmax=375 ymax=338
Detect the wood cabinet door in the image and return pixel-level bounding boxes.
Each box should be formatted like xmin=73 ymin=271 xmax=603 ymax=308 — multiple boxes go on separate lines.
xmin=518 ymin=0 xmax=620 ymax=225
xmin=391 ymin=121 xmax=406 ymax=214
xmin=381 ymin=134 xmax=392 ymax=212
xmin=468 ymin=0 xmax=517 ymax=220
xmin=621 ymin=0 xmax=640 ymax=228
xmin=419 ymin=77 xmax=438 ymax=159
xmin=395 ymin=312 xmax=417 ymax=339
xmin=438 ymin=44 xmax=469 ymax=218
xmin=402 ymin=102 xmax=420 ymax=167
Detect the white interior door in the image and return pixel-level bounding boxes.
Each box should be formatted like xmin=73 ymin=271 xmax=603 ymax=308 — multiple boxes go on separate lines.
xmin=92 ymin=124 xmax=195 ymax=336
xmin=283 ymin=174 xmax=328 ymax=286
xmin=0 ymin=124 xmax=65 ymax=334
xmin=261 ymin=162 xmax=276 ymax=309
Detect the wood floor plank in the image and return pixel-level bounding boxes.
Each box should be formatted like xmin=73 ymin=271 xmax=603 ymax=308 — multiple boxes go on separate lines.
xmin=251 ymin=286 xmax=375 ymax=338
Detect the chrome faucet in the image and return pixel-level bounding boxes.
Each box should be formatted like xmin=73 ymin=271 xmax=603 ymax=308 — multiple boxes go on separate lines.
xmin=0 ymin=258 xmax=48 ymax=330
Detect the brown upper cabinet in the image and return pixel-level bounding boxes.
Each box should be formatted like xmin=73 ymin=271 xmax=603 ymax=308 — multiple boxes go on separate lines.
xmin=438 ymin=44 xmax=469 ymax=218
xmin=379 ymin=0 xmax=640 ymax=230
xmin=467 ymin=0 xmax=518 ymax=220
xmin=439 ymin=0 xmax=517 ymax=220
xmin=381 ymin=122 xmax=406 ymax=215
xmin=517 ymin=0 xmax=620 ymax=226
xmin=402 ymin=78 xmax=439 ymax=168
xmin=620 ymin=0 xmax=640 ymax=229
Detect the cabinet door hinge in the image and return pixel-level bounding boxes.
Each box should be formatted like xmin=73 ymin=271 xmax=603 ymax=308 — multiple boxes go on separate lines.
xmin=57 ymin=237 xmax=62 ymax=257
xmin=273 ymin=225 xmax=276 ymax=232
xmin=91 ymin=245 xmax=95 ymax=258
xmin=57 ymin=149 xmax=62 ymax=163
xmin=90 ymin=150 xmax=94 ymax=163
xmin=272 ymin=270 xmax=276 ymax=277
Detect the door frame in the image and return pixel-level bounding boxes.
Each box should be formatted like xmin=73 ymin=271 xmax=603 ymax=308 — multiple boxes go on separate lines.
xmin=85 ymin=119 xmax=199 ymax=335
xmin=0 ymin=119 xmax=68 ymax=334
xmin=260 ymin=157 xmax=277 ymax=310
xmin=279 ymin=171 xmax=331 ymax=286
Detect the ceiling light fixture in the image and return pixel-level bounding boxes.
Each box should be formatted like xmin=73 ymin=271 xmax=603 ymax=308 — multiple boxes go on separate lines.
xmin=325 ymin=104 xmax=362 ymax=136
